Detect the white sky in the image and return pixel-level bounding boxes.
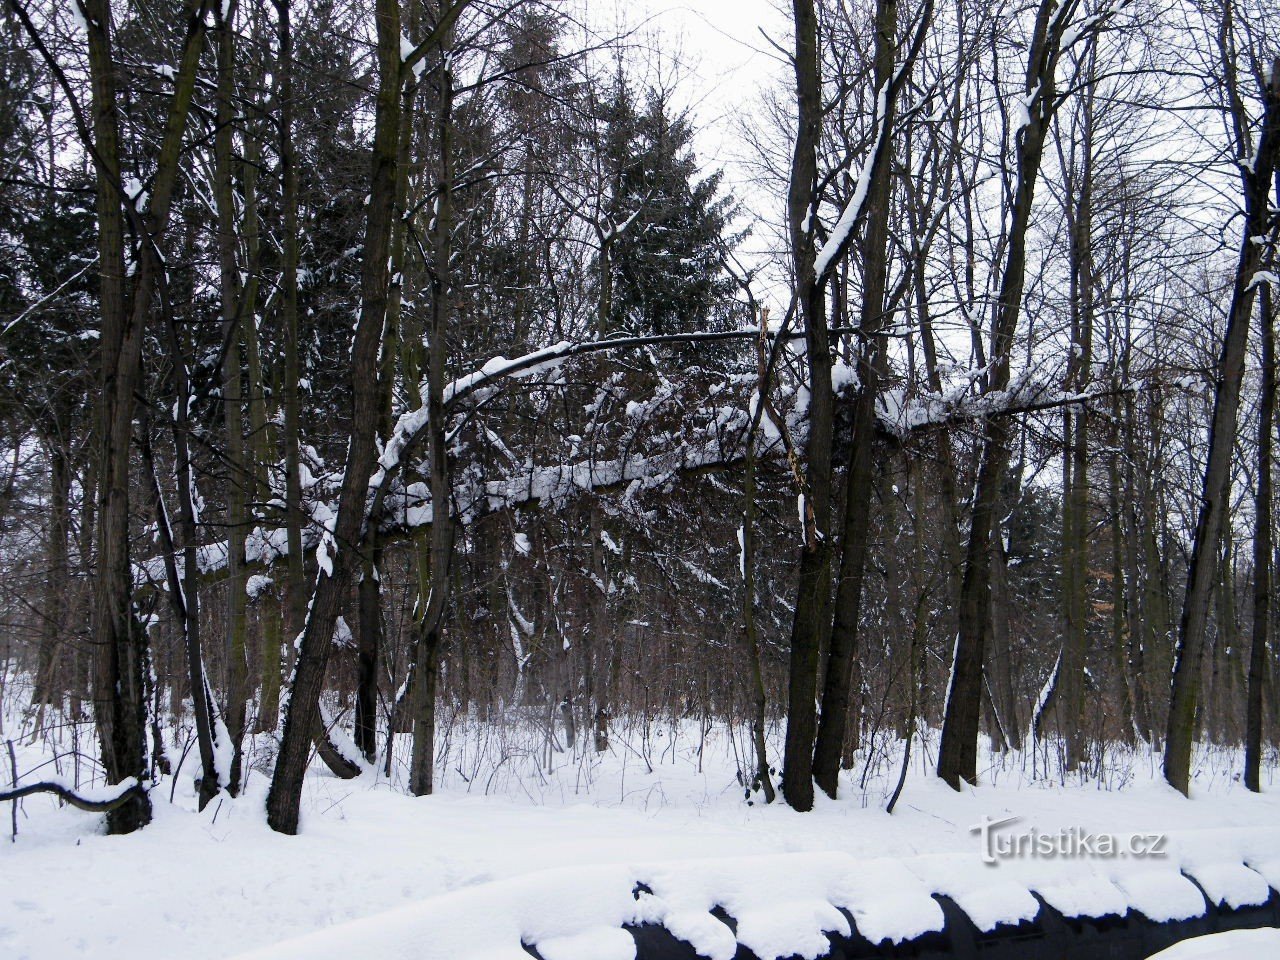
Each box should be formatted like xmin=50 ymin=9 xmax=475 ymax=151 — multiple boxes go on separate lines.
xmin=629 ymin=0 xmax=790 ymax=144
xmin=580 ymin=0 xmax=798 ymax=302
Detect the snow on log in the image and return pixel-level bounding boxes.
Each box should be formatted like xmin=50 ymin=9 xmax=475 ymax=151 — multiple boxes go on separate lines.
xmin=313 ymin=704 xmax=367 ymax=780
xmin=224 ymin=845 xmax=1280 ymax=960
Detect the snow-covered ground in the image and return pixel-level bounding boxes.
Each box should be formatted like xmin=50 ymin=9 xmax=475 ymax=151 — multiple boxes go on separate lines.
xmin=1150 ymin=928 xmax=1280 ymax=960
xmin=0 ymin=704 xmax=1277 ymax=960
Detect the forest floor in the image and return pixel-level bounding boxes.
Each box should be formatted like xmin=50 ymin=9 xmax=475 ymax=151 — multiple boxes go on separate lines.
xmin=0 ymin=700 xmax=1277 ymax=960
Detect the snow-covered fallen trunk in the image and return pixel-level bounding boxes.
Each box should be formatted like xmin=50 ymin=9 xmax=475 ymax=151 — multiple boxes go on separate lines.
xmin=226 ymin=840 xmax=1280 ymax=960
xmin=131 ymin=335 xmax=1187 ymax=594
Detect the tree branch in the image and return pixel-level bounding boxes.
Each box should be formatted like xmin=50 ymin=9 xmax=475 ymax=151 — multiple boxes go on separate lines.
xmin=0 ymin=778 xmax=145 ymax=813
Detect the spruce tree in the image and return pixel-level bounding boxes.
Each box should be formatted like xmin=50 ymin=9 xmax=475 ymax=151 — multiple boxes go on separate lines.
xmin=602 ymin=85 xmax=739 ymax=337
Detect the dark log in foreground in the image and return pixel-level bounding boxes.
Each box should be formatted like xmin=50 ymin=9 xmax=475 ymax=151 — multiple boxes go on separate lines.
xmin=523 ymin=885 xmax=1280 ymax=960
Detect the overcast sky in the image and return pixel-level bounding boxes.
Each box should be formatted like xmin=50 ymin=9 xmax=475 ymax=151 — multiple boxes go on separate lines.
xmin=578 ymin=0 xmax=797 ymax=303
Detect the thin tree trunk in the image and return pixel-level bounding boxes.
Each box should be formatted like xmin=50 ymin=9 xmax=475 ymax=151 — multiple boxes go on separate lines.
xmin=988 ymin=534 xmax=1021 ymax=751
xmin=409 ymin=43 xmax=459 ymax=798
xmin=35 ymin=435 xmax=70 ymax=706
xmin=1108 ymin=400 xmax=1136 ymax=744
xmin=238 ymin=0 xmax=274 ymax=736
xmin=356 ymin=39 xmax=420 ymax=763
xmin=1247 ymin=262 xmax=1275 ymax=791
xmin=355 ymin=545 xmax=384 ymax=764
xmin=741 ymin=321 xmax=776 ymax=803
xmin=139 ymin=416 xmax=220 ymax=810
xmin=589 ymin=506 xmax=611 ymax=753
xmin=241 ymin=103 xmax=282 ymax=734
xmin=1058 ymin=83 xmax=1095 ymax=770
xmin=214 ymin=0 xmax=249 ymax=795
xmin=274 ymin=0 xmax=307 ymax=648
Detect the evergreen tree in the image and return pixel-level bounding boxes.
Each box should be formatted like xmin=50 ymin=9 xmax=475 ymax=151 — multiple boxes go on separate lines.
xmin=602 ymin=85 xmax=739 ymax=337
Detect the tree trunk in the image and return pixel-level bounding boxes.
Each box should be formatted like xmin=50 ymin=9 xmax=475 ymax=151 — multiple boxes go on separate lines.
xmin=355 ymin=40 xmax=420 ymax=763
xmin=355 ymin=548 xmax=384 ymax=763
xmin=71 ymin=0 xmax=213 ymax=833
xmin=266 ymin=0 xmax=406 ymax=834
xmin=1247 ymin=262 xmax=1275 ymax=791
xmin=140 ymin=418 xmax=220 ymax=810
xmin=741 ymin=322 xmax=776 ymax=802
xmin=1058 ymin=83 xmax=1095 ymax=770
xmin=1166 ymin=58 xmax=1280 ymax=796
xmin=83 ymin=0 xmax=152 ymax=837
xmin=780 ymin=0 xmax=833 ymax=813
xmin=409 ymin=44 xmax=459 ymax=798
xmin=988 ymin=534 xmax=1021 ymax=751
xmin=938 ymin=0 xmax=1067 ymax=789
xmin=813 ymin=0 xmax=900 ymax=800
xmin=274 ymin=0 xmax=307 ymax=648
xmin=34 ymin=435 xmax=70 ymax=706
xmin=214 ymin=0 xmax=249 ymax=795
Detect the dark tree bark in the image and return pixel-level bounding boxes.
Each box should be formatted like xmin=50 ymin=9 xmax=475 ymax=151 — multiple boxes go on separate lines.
xmin=1247 ymin=263 xmax=1275 ymax=792
xmin=274 ymin=0 xmax=307 ymax=650
xmin=781 ymin=0 xmax=833 ymax=813
xmin=1166 ymin=56 xmax=1280 ymax=796
xmin=81 ymin=0 xmax=151 ymax=836
xmin=409 ymin=34 xmax=460 ymax=799
xmin=26 ymin=0 xmax=218 ymax=833
xmin=814 ymin=0 xmax=931 ymax=798
xmin=356 ymin=25 xmax=420 ymax=762
xmin=938 ymin=0 xmax=1072 ymax=790
xmin=1057 ymin=67 xmax=1096 ymax=770
xmin=355 ymin=550 xmax=385 ymax=764
xmin=34 ymin=435 xmax=70 ymax=706
xmin=741 ymin=318 xmax=783 ymax=804
xmin=988 ymin=535 xmax=1021 ymax=751
xmin=214 ymin=0 xmax=249 ymax=795
xmin=139 ymin=416 xmax=220 ymax=810
xmin=266 ymin=0 xmax=408 ymax=834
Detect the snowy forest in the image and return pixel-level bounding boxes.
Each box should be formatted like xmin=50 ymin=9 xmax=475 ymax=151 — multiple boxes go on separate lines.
xmin=2 ymin=0 xmax=1280 ymax=955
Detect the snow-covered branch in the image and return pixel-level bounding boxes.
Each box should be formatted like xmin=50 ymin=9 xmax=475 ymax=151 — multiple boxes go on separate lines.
xmin=0 ymin=777 xmax=145 ymax=813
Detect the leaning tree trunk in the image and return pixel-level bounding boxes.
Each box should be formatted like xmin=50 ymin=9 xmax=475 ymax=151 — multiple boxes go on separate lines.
xmin=938 ymin=0 xmax=1070 ymax=790
xmin=266 ymin=0 xmax=406 ymax=834
xmin=1165 ymin=57 xmax=1280 ymax=796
